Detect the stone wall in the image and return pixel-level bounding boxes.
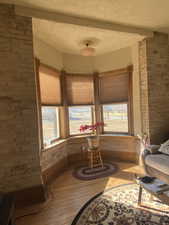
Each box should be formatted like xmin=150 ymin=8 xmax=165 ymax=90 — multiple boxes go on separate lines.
xmin=41 ymin=135 xmax=139 ymax=184
xmin=67 ymin=136 xmax=140 ymax=164
xmin=131 ymin=43 xmax=142 ymax=136
xmin=41 ymin=142 xmax=68 ymax=184
xmin=139 ymin=39 xmax=150 ymax=138
xmin=0 ymin=4 xmax=43 ymax=194
xmin=139 ymin=32 xmax=169 ymax=144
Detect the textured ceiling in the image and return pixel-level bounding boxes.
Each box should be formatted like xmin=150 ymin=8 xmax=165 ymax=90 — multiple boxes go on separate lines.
xmin=3 ymin=0 xmax=169 ymax=55
xmin=33 ymin=19 xmax=142 ymax=55
xmin=5 ymin=0 xmax=169 ymax=30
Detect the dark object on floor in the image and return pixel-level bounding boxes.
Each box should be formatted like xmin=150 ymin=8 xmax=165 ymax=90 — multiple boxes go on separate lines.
xmin=71 ymin=183 xmax=169 ymax=225
xmin=134 ymin=174 xmax=156 ymax=183
xmin=0 ymin=193 xmax=15 ymax=225
xmin=139 ymin=176 xmax=156 ymax=183
xmin=72 ymin=162 xmax=117 ymax=180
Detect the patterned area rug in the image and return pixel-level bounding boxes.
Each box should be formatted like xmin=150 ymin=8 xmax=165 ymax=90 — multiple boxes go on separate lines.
xmin=73 ymin=163 xmax=117 ymax=180
xmin=71 ymin=183 xmax=169 ymax=225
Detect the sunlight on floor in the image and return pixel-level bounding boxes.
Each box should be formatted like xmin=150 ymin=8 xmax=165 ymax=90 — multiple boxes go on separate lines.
xmin=104 ymin=163 xmax=143 ymax=190
xmin=16 ymin=162 xmax=143 ymax=225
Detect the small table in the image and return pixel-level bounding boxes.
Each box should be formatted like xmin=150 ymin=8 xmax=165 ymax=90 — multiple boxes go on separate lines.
xmin=137 ymin=177 xmax=169 ymax=207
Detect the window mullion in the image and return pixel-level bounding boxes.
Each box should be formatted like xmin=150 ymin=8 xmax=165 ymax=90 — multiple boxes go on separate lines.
xmin=60 ymin=70 xmax=69 ymax=138
xmin=35 ymin=58 xmax=44 ymax=151
xmin=127 ymin=65 xmax=134 ymax=135
xmin=93 ymin=73 xmax=102 ymax=135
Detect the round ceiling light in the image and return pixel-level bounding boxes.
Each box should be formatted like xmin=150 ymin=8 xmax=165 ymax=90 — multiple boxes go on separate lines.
xmin=80 ymin=40 xmax=95 ymax=56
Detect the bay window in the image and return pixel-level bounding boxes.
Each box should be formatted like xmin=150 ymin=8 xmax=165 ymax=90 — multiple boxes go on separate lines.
xmin=42 ymin=106 xmax=60 ymax=147
xmin=65 ymin=74 xmax=94 ymax=135
xmin=69 ymin=106 xmax=93 ymax=135
xmin=99 ymin=68 xmax=132 ymax=134
xmin=37 ymin=61 xmax=133 ymax=149
xmin=102 ymin=103 xmax=128 ymax=133
xmin=39 ymin=63 xmax=62 ymax=148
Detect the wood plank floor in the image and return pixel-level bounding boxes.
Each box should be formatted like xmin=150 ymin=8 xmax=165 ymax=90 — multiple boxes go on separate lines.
xmin=16 ymin=162 xmax=143 ymax=225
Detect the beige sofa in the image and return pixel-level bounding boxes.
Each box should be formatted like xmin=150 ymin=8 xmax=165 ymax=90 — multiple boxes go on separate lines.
xmin=142 ymin=145 xmax=169 ymax=184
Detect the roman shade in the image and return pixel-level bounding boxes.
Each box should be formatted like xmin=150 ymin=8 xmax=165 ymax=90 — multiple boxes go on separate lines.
xmin=39 ymin=64 xmax=61 ymax=105
xmin=65 ymin=74 xmax=94 ymax=105
xmin=99 ymin=70 xmax=129 ymax=104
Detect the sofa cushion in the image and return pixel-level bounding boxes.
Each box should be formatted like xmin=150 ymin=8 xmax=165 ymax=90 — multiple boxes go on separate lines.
xmin=145 ymin=154 xmax=169 ymax=176
xmin=147 ymin=145 xmax=160 ymax=153
xmin=159 ymin=139 xmax=169 ymax=155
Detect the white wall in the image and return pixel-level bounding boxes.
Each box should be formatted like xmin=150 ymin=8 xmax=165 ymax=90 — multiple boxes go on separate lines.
xmin=62 ymin=53 xmax=94 ymax=74
xmin=62 ymin=47 xmax=132 ymax=73
xmin=33 ymin=37 xmax=63 ymax=70
xmin=94 ymin=47 xmax=132 ymax=72
xmin=33 ymin=38 xmax=132 ymax=73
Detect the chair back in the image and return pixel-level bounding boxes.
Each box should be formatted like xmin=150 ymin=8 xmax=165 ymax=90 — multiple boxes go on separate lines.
xmin=87 ymin=136 xmax=100 ymax=150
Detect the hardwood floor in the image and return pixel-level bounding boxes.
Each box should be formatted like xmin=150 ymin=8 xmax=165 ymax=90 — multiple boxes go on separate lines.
xmin=16 ymin=162 xmax=143 ymax=225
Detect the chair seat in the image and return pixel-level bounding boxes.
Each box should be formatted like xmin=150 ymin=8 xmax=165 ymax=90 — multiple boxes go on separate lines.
xmin=88 ymin=146 xmax=98 ymax=151
xmin=145 ymin=154 xmax=169 ymax=176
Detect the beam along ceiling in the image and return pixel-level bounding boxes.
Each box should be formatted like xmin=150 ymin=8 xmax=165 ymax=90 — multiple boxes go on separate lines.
xmin=3 ymin=0 xmax=169 ymax=55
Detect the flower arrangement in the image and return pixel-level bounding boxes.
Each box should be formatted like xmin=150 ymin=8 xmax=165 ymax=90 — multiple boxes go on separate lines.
xmin=80 ymin=122 xmax=105 ymax=133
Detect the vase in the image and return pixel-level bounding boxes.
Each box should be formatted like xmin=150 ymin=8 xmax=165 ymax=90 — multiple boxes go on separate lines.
xmin=87 ymin=135 xmax=100 ymax=150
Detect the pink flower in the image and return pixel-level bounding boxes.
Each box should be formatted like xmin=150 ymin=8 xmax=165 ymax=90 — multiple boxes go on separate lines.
xmin=79 ymin=122 xmax=105 ymax=132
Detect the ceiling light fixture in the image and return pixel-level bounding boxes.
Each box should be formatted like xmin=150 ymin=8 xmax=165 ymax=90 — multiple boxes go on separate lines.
xmin=80 ymin=40 xmax=95 ymax=56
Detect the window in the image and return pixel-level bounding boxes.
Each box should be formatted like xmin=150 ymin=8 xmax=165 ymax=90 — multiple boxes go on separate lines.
xmin=69 ymin=106 xmax=93 ymax=135
xmin=42 ymin=106 xmax=60 ymax=147
xmin=103 ymin=103 xmax=128 ymax=133
xmin=39 ymin=64 xmax=61 ymax=105
xmin=37 ymin=62 xmax=133 ymax=145
xmin=65 ymin=74 xmax=94 ymax=106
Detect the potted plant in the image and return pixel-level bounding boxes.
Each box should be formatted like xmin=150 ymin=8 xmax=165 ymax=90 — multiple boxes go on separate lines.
xmin=79 ymin=122 xmax=105 ymax=149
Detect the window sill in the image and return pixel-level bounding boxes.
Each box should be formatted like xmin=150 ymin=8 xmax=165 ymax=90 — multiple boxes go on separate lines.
xmin=100 ymin=134 xmax=138 ymax=139
xmin=68 ymin=134 xmax=94 ymax=140
xmin=42 ymin=134 xmax=138 ymax=152
xmin=42 ymin=139 xmax=66 ymax=152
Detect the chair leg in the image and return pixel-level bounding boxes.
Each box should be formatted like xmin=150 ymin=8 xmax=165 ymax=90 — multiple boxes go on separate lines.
xmin=88 ymin=151 xmax=104 ymax=169
xmin=91 ymin=152 xmax=93 ymax=169
xmin=99 ymin=152 xmax=104 ymax=168
xmin=88 ymin=153 xmax=90 ymax=168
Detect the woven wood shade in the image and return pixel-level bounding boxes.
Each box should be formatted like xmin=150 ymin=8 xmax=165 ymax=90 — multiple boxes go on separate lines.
xmin=99 ymin=71 xmax=129 ymax=104
xmin=65 ymin=74 xmax=94 ymax=106
xmin=39 ymin=64 xmax=61 ymax=105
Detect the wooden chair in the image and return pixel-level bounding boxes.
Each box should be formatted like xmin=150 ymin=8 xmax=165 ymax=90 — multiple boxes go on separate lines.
xmin=87 ymin=136 xmax=103 ymax=169
xmin=88 ymin=148 xmax=103 ymax=169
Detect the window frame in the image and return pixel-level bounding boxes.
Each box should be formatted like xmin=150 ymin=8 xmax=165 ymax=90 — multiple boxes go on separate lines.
xmin=68 ymin=105 xmax=95 ymax=137
xmin=41 ymin=104 xmax=61 ymax=148
xmin=101 ymin=102 xmax=130 ymax=135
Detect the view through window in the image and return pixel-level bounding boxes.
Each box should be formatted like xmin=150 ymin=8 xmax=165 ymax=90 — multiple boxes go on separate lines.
xmin=103 ymin=103 xmax=128 ymax=133
xmin=69 ymin=106 xmax=93 ymax=135
xmin=42 ymin=106 xmax=59 ymax=147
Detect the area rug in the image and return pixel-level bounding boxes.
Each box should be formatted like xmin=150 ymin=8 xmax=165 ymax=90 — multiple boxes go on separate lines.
xmin=73 ymin=163 xmax=117 ymax=181
xmin=71 ymin=183 xmax=169 ymax=225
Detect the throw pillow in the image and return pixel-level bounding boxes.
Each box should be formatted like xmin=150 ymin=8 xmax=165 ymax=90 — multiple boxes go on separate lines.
xmin=159 ymin=139 xmax=169 ymax=155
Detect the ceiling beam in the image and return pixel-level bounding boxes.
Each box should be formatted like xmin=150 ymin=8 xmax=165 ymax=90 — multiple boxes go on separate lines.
xmin=15 ymin=5 xmax=154 ymax=37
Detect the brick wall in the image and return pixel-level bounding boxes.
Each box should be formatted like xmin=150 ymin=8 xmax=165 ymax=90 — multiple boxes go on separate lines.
xmin=139 ymin=39 xmax=150 ymax=137
xmin=0 ymin=4 xmax=43 ymax=192
xmin=139 ymin=32 xmax=169 ymax=144
xmin=41 ymin=142 xmax=68 ymax=183
xmin=67 ymin=136 xmax=139 ymax=163
xmin=131 ymin=44 xmax=142 ymax=136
